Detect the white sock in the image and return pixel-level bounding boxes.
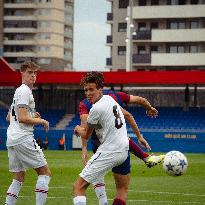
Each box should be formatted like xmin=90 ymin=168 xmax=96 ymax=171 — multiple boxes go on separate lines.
xmin=94 ymin=184 xmax=109 ymax=205
xmin=73 ymin=196 xmax=86 ymax=205
xmin=35 ymin=175 xmax=51 ymax=205
xmin=5 ymin=179 xmax=22 ymax=205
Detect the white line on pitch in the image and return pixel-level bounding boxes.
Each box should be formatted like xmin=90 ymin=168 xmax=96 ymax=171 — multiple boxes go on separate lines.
xmin=0 ymin=195 xmax=204 ymax=204
xmin=1 ymin=186 xmax=205 ymax=198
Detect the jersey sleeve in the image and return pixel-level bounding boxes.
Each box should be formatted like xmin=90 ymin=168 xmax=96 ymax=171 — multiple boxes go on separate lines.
xmin=117 ymin=92 xmax=130 ymax=103
xmin=79 ymin=101 xmax=89 ymax=115
xmin=16 ymin=88 xmax=30 ymax=107
xmin=87 ymin=106 xmax=100 ymax=128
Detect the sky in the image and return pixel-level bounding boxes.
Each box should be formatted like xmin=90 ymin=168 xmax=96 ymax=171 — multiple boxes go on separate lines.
xmin=73 ymin=0 xmax=111 ymax=71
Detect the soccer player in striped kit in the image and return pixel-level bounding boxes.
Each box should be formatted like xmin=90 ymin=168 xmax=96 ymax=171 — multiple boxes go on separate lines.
xmin=5 ymin=61 xmax=51 ymax=205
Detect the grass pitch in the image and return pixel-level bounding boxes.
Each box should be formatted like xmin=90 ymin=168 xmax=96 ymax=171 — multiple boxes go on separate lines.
xmin=0 ymin=151 xmax=205 ymax=205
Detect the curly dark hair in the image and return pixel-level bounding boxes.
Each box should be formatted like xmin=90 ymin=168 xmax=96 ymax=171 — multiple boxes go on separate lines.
xmin=80 ymin=71 xmax=104 ymax=88
xmin=20 ymin=61 xmax=40 ymax=72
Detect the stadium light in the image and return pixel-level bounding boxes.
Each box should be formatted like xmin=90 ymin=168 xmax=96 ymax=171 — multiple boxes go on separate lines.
xmin=126 ymin=0 xmax=134 ymax=71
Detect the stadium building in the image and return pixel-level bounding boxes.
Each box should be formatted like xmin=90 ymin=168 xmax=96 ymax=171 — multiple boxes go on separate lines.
xmin=0 ymin=1 xmax=204 ymax=153
xmin=106 ymin=0 xmax=205 ymax=71
xmin=0 ymin=0 xmax=73 ymax=71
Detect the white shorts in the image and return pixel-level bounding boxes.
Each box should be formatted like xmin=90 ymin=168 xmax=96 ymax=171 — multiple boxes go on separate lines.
xmin=7 ymin=138 xmax=47 ymax=172
xmin=80 ymin=150 xmax=128 ymax=184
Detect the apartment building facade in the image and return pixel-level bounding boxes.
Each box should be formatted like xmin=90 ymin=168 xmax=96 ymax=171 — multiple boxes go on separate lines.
xmin=106 ymin=0 xmax=205 ymax=71
xmin=0 ymin=0 xmax=73 ymax=71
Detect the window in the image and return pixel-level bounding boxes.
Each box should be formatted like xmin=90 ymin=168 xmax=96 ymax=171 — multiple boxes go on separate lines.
xmin=169 ymin=45 xmax=185 ymax=53
xmin=170 ymin=22 xmax=178 ymax=29
xmin=39 ymin=0 xmax=51 ymax=2
xmin=36 ymin=33 xmax=50 ymax=39
xmin=37 ymin=9 xmax=50 ymax=15
xmin=138 ymin=22 xmax=146 ymax=31
xmin=138 ymin=46 xmax=146 ymax=54
xmin=168 ymin=0 xmax=186 ymax=5
xmin=151 ymin=0 xmax=159 ymax=5
xmin=118 ymin=46 xmax=126 ymax=55
xmin=169 ymin=46 xmax=177 ymax=53
xmin=118 ymin=23 xmax=127 ymax=32
xmin=64 ymin=39 xmax=72 ymax=44
xmin=169 ymin=0 xmax=178 ymax=5
xmin=119 ymin=0 xmax=129 ymax=8
xmin=37 ymin=21 xmax=50 ymax=28
xmin=151 ymin=22 xmax=159 ymax=29
xmin=169 ymin=21 xmax=185 ymax=29
xmin=178 ymin=22 xmax=185 ymax=29
xmin=191 ymin=0 xmax=198 ymax=4
xmin=179 ymin=0 xmax=186 ymax=5
xmin=178 ymin=46 xmax=184 ymax=53
xmin=38 ymin=46 xmax=50 ymax=52
xmin=139 ymin=0 xmax=146 ymax=6
xmin=191 ymin=21 xmax=199 ymax=29
xmin=150 ymin=46 xmax=158 ymax=53
xmin=190 ymin=46 xmax=198 ymax=53
xmin=65 ymin=2 xmax=72 ymax=9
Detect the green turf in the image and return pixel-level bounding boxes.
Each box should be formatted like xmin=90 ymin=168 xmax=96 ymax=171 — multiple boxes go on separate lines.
xmin=0 ymin=151 xmax=205 ymax=205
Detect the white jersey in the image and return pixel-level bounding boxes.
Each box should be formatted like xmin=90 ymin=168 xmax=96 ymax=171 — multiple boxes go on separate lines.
xmin=7 ymin=84 xmax=35 ymax=146
xmin=87 ymin=95 xmax=129 ymax=153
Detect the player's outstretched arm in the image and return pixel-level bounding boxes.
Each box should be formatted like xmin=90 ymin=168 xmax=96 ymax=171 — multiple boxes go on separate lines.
xmin=129 ymin=95 xmax=158 ymax=118
xmin=121 ymin=107 xmax=151 ymax=151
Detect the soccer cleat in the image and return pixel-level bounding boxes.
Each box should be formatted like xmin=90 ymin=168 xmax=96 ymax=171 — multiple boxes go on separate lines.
xmin=145 ymin=154 xmax=165 ymax=168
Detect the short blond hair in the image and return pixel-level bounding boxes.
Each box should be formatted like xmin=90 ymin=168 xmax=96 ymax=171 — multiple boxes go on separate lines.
xmin=20 ymin=61 xmax=40 ymax=72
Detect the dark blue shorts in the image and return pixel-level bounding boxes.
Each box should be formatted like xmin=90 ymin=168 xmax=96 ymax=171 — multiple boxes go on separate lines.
xmin=112 ymin=151 xmax=130 ymax=175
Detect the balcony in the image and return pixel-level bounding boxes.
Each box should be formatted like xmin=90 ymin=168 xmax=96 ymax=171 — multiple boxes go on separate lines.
xmin=151 ymin=53 xmax=205 ymax=66
xmin=152 ymin=29 xmax=205 ymax=42
xmin=133 ymin=30 xmax=151 ymax=40
xmin=4 ymin=39 xmax=35 ymax=45
xmin=4 ymin=28 xmax=37 ymax=33
xmin=106 ymin=35 xmax=112 ymax=44
xmin=107 ymin=13 xmax=113 ymax=22
xmin=106 ymin=58 xmax=112 ymax=66
xmin=4 ymin=20 xmax=37 ymax=28
xmin=133 ymin=5 xmax=205 ymax=19
xmin=4 ymin=15 xmax=36 ymax=21
xmin=4 ymin=3 xmax=37 ymax=9
xmin=3 ymin=51 xmax=36 ymax=57
xmin=133 ymin=54 xmax=151 ymax=64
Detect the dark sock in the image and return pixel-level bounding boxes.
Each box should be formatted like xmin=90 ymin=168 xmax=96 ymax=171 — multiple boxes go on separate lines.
xmin=112 ymin=198 xmax=126 ymax=205
xmin=129 ymin=138 xmax=149 ymax=160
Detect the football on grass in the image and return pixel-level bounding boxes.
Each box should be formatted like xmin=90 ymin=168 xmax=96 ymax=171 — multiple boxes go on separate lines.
xmin=163 ymin=151 xmax=188 ymax=176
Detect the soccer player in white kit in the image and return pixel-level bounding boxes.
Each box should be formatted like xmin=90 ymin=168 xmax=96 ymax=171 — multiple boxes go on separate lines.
xmin=5 ymin=61 xmax=51 ymax=205
xmin=73 ymin=73 xmax=130 ymax=205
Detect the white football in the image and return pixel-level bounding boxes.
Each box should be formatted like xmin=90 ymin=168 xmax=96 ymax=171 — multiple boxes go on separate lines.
xmin=163 ymin=151 xmax=188 ymax=176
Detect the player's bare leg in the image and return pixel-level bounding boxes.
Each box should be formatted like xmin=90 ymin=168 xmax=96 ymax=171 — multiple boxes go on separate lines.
xmin=112 ymin=173 xmax=130 ymax=205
